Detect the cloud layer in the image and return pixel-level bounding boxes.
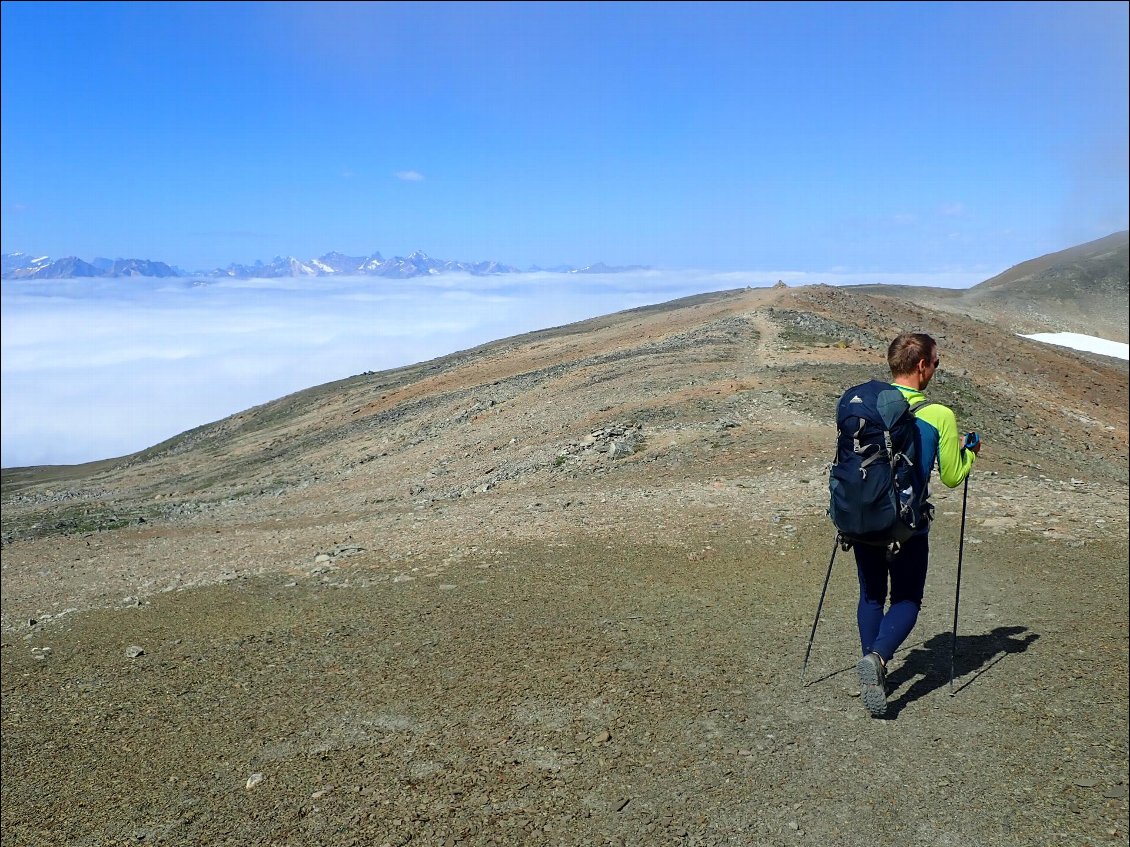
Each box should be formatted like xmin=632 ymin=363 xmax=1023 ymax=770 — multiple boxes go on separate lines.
xmin=2 ymin=268 xmax=1085 ymax=468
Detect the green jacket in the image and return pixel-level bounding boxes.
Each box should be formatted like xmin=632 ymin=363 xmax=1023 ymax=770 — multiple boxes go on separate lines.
xmin=892 ymin=383 xmax=975 ymax=495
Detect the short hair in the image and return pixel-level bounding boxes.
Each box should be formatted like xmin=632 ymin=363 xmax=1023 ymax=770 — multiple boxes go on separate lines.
xmin=888 ymin=332 xmax=936 ymax=376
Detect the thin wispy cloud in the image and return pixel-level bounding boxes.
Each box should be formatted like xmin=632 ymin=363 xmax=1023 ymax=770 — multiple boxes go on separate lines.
xmin=940 ymin=202 xmax=966 ymax=217
xmin=395 ymin=170 xmax=425 ymax=182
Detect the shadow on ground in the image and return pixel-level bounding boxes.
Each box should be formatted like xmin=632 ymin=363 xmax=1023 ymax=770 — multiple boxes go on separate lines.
xmin=880 ymin=625 xmax=1040 ymax=718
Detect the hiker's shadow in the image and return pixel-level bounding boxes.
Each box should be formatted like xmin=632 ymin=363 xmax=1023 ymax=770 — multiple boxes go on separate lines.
xmin=881 ymin=625 xmax=1039 ymax=719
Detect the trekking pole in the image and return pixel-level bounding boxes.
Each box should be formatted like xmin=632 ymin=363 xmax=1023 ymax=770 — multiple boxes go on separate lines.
xmin=801 ymin=534 xmax=840 ymax=685
xmin=949 ymin=473 xmax=971 ymax=695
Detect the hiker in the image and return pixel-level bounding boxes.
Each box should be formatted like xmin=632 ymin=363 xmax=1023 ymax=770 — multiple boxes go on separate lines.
xmin=853 ymin=332 xmax=980 ymax=716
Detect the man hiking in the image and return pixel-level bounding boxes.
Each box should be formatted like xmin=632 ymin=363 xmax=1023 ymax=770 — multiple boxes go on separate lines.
xmin=854 ymin=332 xmax=980 ymax=716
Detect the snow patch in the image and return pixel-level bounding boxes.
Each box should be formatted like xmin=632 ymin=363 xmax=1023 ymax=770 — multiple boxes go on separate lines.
xmin=1020 ymin=333 xmax=1129 ymax=361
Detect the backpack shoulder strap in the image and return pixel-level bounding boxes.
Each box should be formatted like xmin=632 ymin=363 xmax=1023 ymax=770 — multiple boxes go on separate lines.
xmin=908 ymin=399 xmax=935 ymax=415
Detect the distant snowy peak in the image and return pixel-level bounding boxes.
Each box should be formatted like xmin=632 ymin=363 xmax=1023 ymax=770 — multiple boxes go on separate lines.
xmin=0 ymin=250 xmax=649 ymax=280
xmin=1 ymin=252 xmax=54 ymax=276
xmin=210 ymin=251 xmax=527 ymax=280
xmin=1 ymin=254 xmax=178 ymax=280
xmin=105 ymin=258 xmax=181 ymax=278
xmin=569 ymin=262 xmax=651 ymax=274
xmin=311 ymin=251 xmax=377 ymax=274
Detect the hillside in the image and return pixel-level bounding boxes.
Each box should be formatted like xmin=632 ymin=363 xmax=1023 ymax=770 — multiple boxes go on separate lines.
xmin=2 ymin=284 xmax=1128 ymax=847
xmin=848 ymin=230 xmax=1130 ymax=342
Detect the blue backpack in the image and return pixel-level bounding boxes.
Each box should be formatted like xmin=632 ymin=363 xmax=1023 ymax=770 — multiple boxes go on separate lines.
xmin=828 ymin=380 xmax=933 ymax=555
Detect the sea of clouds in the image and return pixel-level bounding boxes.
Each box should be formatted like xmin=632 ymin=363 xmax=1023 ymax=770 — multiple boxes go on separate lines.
xmin=2 ymin=269 xmax=1124 ymax=468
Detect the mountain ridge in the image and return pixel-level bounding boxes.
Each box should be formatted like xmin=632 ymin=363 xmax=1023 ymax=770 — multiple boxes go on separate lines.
xmin=1 ymin=249 xmax=651 ymax=280
xmin=845 ymin=229 xmax=1129 ymax=342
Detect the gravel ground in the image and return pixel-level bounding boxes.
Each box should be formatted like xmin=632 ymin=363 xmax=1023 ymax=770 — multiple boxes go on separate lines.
xmin=4 ymin=519 xmax=1127 ymax=847
xmin=3 ymin=285 xmax=1127 ymax=846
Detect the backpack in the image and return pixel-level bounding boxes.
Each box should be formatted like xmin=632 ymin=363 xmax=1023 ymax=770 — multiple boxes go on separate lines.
xmin=828 ymin=380 xmax=933 ymax=556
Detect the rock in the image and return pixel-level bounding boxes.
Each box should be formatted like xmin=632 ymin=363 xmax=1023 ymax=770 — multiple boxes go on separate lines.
xmin=329 ymin=544 xmax=366 ymax=558
xmin=608 ymin=441 xmax=635 ymax=459
xmin=246 ymin=773 xmax=264 ymax=789
xmin=125 ymin=645 xmax=144 ymax=658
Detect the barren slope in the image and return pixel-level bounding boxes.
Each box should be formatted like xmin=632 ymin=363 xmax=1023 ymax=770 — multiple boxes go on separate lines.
xmin=849 ymin=230 xmax=1130 ymax=342
xmin=3 ymin=285 xmax=1128 ymax=847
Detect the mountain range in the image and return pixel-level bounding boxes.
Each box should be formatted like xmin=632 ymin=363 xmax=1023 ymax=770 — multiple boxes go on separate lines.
xmin=0 ymin=249 xmax=650 ymax=280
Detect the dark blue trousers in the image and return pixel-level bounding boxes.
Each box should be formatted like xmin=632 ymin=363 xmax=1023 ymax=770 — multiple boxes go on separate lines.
xmin=854 ymin=532 xmax=929 ymax=663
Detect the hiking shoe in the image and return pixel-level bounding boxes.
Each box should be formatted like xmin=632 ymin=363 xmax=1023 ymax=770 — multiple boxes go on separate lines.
xmin=857 ymin=652 xmax=888 ymax=717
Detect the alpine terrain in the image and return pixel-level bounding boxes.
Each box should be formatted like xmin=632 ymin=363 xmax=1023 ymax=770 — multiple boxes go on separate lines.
xmin=2 ymin=234 xmax=1128 ymax=847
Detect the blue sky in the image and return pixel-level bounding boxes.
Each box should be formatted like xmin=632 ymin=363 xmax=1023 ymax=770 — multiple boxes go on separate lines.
xmin=2 ymin=1 xmax=1127 ymax=277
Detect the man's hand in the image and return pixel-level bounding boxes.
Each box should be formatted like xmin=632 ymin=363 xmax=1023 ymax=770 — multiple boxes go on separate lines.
xmin=963 ymin=431 xmax=982 ymax=455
